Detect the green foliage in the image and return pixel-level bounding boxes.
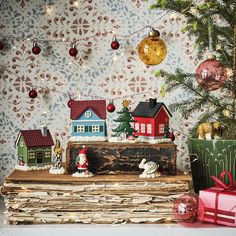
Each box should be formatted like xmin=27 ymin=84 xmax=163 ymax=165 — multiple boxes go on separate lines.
xmin=151 ymin=0 xmax=236 ymax=139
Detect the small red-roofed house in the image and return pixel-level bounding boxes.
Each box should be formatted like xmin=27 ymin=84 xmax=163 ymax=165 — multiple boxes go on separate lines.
xmin=15 ymin=127 xmax=54 ymax=169
xmin=69 ymin=100 xmax=107 ymax=141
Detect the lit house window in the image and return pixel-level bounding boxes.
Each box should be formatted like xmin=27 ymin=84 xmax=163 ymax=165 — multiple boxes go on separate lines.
xmin=45 ymin=151 xmax=51 ymax=158
xmin=29 ymin=152 xmax=35 ymax=159
xmin=147 ymin=124 xmax=152 ymax=134
xmin=159 ymin=124 xmax=165 ymax=133
xmin=135 ymin=123 xmax=139 ymax=132
xmin=85 ymin=111 xmax=92 ymax=117
xmin=20 ymin=141 xmax=24 ymax=147
xmin=141 ymin=123 xmax=145 ymax=133
xmin=92 ymin=125 xmax=100 ymax=132
xmin=77 ymin=125 xmax=85 ymax=132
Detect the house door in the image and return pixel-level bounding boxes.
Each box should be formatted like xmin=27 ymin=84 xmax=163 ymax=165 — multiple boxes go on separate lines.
xmin=36 ymin=152 xmax=43 ymax=163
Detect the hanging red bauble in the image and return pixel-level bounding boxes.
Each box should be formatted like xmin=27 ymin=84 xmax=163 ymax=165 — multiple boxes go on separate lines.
xmin=67 ymin=98 xmax=74 ymax=108
xmin=107 ymin=100 xmax=116 ymax=113
xmin=29 ymin=89 xmax=37 ymax=98
xmin=173 ymin=193 xmax=205 ymax=227
xmin=111 ymin=36 xmax=120 ymax=50
xmin=196 ymin=55 xmax=227 ymax=91
xmin=0 ymin=41 xmax=4 ymax=50
xmin=169 ymin=131 xmax=175 ymax=142
xmin=69 ymin=45 xmax=78 ymax=57
xmin=32 ymin=43 xmax=41 ymax=55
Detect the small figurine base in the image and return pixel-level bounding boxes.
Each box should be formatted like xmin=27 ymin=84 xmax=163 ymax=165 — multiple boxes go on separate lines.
xmin=70 ymin=136 xmax=107 ymax=142
xmin=15 ymin=164 xmax=51 ymax=171
xmin=139 ymin=172 xmax=161 ymax=178
xmin=49 ymin=167 xmax=65 ymax=175
xmin=72 ymin=171 xmax=93 ymax=177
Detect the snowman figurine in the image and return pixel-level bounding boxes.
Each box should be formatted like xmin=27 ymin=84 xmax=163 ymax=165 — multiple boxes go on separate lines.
xmin=72 ymin=146 xmax=93 ymax=177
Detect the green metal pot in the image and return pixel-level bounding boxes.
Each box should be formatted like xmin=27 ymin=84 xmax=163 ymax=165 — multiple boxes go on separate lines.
xmin=188 ymin=138 xmax=236 ymax=193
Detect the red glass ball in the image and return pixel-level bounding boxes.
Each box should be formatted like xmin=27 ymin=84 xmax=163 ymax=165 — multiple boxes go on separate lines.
xmin=67 ymin=99 xmax=73 ymax=108
xmin=107 ymin=103 xmax=115 ymax=113
xmin=69 ymin=47 xmax=78 ymax=57
xmin=111 ymin=40 xmax=120 ymax=50
xmin=29 ymin=89 xmax=37 ymax=99
xmin=32 ymin=45 xmax=41 ymax=55
xmin=173 ymin=193 xmax=204 ymax=227
xmin=196 ymin=58 xmax=227 ymax=91
xmin=0 ymin=41 xmax=4 ymax=50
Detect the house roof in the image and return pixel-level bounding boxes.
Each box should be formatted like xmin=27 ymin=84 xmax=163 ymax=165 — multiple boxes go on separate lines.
xmin=70 ymin=100 xmax=106 ymax=120
xmin=132 ymin=102 xmax=172 ymax=118
xmin=16 ymin=129 xmax=54 ymax=147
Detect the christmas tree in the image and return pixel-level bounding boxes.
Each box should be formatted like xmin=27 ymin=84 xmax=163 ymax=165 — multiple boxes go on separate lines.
xmin=112 ymin=100 xmax=138 ymax=138
xmin=150 ymin=0 xmax=236 ymax=139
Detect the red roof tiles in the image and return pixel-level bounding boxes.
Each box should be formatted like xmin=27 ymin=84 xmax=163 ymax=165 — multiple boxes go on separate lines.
xmin=70 ymin=100 xmax=106 ymax=120
xmin=16 ymin=129 xmax=54 ymax=147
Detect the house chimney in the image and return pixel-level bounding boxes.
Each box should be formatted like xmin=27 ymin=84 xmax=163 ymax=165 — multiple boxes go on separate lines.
xmin=149 ymin=98 xmax=157 ymax=108
xmin=41 ymin=125 xmax=48 ymax=137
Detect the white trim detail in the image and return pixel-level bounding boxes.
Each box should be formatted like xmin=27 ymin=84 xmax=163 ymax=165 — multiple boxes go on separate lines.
xmin=147 ymin=124 xmax=152 ymax=134
xmin=141 ymin=123 xmax=145 ymax=133
xmin=15 ymin=164 xmax=52 ymax=171
xmin=70 ymin=136 xmax=107 ymax=142
xmin=72 ymin=119 xmax=105 ymax=122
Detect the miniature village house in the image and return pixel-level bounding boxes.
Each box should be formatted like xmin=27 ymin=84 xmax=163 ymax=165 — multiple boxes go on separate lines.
xmin=15 ymin=127 xmax=54 ymax=170
xmin=132 ymin=98 xmax=172 ymax=140
xmin=70 ymin=100 xmax=107 ymax=141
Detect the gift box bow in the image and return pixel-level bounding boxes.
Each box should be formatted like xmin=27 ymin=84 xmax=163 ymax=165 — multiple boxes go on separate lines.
xmin=211 ymin=170 xmax=236 ymax=190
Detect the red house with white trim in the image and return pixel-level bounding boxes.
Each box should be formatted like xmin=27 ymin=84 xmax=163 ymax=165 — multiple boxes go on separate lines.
xmin=132 ymin=98 xmax=172 ymax=139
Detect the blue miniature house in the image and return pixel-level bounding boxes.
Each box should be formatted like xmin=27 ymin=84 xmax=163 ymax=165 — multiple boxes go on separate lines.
xmin=70 ymin=100 xmax=107 ymax=141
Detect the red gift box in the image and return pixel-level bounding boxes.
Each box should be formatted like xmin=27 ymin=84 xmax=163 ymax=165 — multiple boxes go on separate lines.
xmin=199 ymin=171 xmax=236 ymax=227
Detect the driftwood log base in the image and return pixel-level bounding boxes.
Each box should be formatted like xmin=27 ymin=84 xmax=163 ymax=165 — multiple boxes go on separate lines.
xmin=2 ymin=170 xmax=191 ymax=225
xmin=66 ymin=141 xmax=177 ymax=175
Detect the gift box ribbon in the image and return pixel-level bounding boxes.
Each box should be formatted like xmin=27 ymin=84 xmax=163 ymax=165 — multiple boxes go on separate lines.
xmin=210 ymin=170 xmax=236 ymax=224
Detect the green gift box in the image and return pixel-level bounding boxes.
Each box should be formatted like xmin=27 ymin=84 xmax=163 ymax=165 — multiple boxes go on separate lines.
xmin=188 ymin=138 xmax=236 ymax=193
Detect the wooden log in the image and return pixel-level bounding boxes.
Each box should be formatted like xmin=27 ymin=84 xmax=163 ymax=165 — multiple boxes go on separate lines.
xmin=66 ymin=141 xmax=177 ymax=175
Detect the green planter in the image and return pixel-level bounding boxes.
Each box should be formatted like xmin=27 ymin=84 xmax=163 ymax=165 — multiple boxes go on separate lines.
xmin=188 ymin=138 xmax=236 ymax=193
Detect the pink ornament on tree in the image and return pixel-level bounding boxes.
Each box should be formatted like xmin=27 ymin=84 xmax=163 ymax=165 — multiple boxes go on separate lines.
xmin=196 ymin=55 xmax=227 ymax=91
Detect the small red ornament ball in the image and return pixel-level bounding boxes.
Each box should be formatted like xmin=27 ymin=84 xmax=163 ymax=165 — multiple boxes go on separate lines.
xmin=32 ymin=44 xmax=41 ymax=55
xmin=29 ymin=89 xmax=37 ymax=99
xmin=173 ymin=193 xmax=204 ymax=227
xmin=107 ymin=101 xmax=116 ymax=113
xmin=69 ymin=46 xmax=78 ymax=57
xmin=0 ymin=41 xmax=4 ymax=50
xmin=111 ymin=40 xmax=120 ymax=50
xmin=67 ymin=99 xmax=74 ymax=108
xmin=196 ymin=55 xmax=227 ymax=91
xmin=169 ymin=131 xmax=175 ymax=142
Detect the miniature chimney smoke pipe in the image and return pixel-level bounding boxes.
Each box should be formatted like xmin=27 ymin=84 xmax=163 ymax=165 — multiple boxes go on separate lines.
xmin=41 ymin=125 xmax=48 ymax=137
xmin=149 ymin=98 xmax=157 ymax=108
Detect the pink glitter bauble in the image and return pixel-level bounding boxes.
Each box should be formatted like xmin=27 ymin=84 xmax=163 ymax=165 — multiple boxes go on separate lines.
xmin=196 ymin=57 xmax=227 ymax=91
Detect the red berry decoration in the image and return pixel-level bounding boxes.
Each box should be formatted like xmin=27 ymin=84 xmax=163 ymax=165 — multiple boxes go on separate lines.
xmin=107 ymin=100 xmax=116 ymax=113
xmin=29 ymin=89 xmax=37 ymax=99
xmin=69 ymin=45 xmax=78 ymax=57
xmin=32 ymin=43 xmax=41 ymax=55
xmin=169 ymin=131 xmax=175 ymax=142
xmin=111 ymin=36 xmax=120 ymax=50
xmin=196 ymin=54 xmax=227 ymax=91
xmin=0 ymin=41 xmax=4 ymax=50
xmin=67 ymin=98 xmax=74 ymax=108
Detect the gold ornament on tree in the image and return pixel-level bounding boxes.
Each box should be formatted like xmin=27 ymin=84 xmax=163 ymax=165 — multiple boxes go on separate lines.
xmin=138 ymin=28 xmax=167 ymax=65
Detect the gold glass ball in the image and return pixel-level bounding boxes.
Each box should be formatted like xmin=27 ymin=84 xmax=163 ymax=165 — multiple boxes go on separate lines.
xmin=138 ymin=36 xmax=167 ymax=65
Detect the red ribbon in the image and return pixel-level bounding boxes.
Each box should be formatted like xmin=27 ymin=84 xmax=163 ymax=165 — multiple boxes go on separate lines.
xmin=210 ymin=171 xmax=236 ymax=224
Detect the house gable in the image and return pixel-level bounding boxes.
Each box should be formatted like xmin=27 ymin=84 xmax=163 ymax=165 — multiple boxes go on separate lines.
xmin=76 ymin=108 xmax=103 ymax=121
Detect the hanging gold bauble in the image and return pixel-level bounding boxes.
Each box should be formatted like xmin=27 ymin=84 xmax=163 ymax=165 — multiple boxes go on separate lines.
xmin=138 ymin=29 xmax=167 ymax=65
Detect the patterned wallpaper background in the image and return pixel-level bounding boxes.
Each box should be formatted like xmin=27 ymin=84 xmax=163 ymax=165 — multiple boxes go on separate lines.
xmin=0 ymin=0 xmax=199 ymax=184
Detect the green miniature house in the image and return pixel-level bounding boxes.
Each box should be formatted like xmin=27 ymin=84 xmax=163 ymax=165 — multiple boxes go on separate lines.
xmin=15 ymin=127 xmax=54 ymax=171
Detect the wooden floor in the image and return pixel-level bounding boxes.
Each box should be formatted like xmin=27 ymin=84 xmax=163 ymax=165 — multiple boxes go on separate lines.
xmin=6 ymin=169 xmax=191 ymax=183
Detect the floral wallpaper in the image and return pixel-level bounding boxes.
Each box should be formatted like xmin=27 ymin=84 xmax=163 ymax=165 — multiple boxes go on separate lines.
xmin=0 ymin=0 xmax=199 ymax=184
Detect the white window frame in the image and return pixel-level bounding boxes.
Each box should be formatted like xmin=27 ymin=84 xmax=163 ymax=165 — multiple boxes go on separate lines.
xmin=85 ymin=111 xmax=92 ymax=118
xmin=147 ymin=124 xmax=152 ymax=134
xmin=20 ymin=141 xmax=24 ymax=147
xmin=159 ymin=124 xmax=165 ymax=133
xmin=77 ymin=125 xmax=85 ymax=133
xmin=141 ymin=123 xmax=145 ymax=133
xmin=29 ymin=152 xmax=35 ymax=159
xmin=92 ymin=125 xmax=100 ymax=132
xmin=134 ymin=123 xmax=139 ymax=132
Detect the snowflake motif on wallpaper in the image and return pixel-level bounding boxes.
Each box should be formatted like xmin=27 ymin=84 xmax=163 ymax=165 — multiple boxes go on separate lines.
xmin=128 ymin=76 xmax=147 ymax=93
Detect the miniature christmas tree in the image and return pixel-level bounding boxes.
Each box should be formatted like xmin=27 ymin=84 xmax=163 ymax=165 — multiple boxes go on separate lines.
xmin=150 ymin=0 xmax=236 ymax=139
xmin=112 ymin=100 xmax=138 ymax=139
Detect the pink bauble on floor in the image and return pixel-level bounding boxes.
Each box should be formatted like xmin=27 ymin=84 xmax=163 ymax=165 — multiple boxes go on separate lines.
xmin=196 ymin=56 xmax=227 ymax=91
